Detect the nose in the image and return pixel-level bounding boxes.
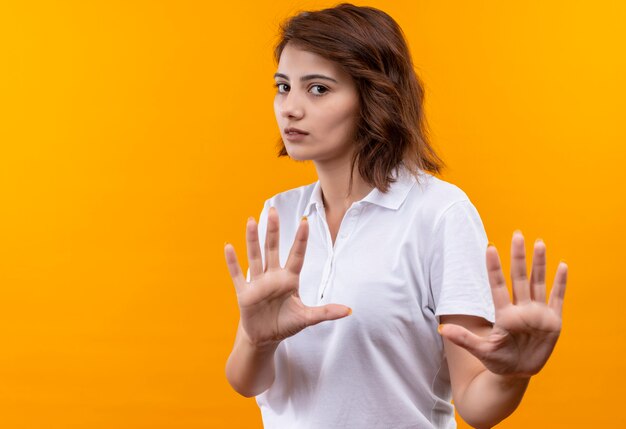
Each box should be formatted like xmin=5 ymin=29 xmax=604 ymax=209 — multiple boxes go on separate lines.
xmin=278 ymin=90 xmax=304 ymax=120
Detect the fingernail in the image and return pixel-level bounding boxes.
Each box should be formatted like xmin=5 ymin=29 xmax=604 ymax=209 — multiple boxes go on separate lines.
xmin=437 ymin=324 xmax=444 ymax=334
xmin=248 ymin=216 xmax=255 ymax=222
xmin=513 ymin=229 xmax=523 ymax=236
xmin=488 ymin=241 xmax=495 ymax=248
xmin=224 ymin=241 xmax=230 ymax=247
xmin=535 ymin=238 xmax=544 ymax=244
xmin=559 ymin=258 xmax=567 ymax=265
xmin=347 ymin=307 xmax=352 ymax=316
xmin=301 ymin=216 xmax=308 ymax=222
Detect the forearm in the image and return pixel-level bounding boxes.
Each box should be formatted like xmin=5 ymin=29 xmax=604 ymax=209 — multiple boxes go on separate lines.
xmin=455 ymin=370 xmax=530 ymax=429
xmin=225 ymin=324 xmax=278 ymax=397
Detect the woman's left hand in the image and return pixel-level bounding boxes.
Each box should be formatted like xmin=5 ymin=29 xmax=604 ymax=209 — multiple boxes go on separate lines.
xmin=439 ymin=231 xmax=568 ymax=378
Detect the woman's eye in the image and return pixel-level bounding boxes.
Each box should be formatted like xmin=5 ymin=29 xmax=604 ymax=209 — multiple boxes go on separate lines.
xmin=275 ymin=83 xmax=289 ymax=93
xmin=310 ymin=85 xmax=328 ymax=96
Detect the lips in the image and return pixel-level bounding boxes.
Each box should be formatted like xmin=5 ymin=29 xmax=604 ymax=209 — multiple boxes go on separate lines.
xmin=284 ymin=127 xmax=309 ymax=135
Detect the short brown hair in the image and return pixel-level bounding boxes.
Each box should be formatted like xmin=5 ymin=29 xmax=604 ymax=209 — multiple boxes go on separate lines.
xmin=274 ymin=3 xmax=444 ymax=192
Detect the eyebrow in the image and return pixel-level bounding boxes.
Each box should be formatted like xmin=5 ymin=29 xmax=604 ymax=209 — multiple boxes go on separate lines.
xmin=273 ymin=73 xmax=338 ymax=83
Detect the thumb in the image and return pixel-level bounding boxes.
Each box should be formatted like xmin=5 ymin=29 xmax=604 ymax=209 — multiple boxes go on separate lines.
xmin=305 ymin=304 xmax=352 ymax=327
xmin=438 ymin=323 xmax=488 ymax=360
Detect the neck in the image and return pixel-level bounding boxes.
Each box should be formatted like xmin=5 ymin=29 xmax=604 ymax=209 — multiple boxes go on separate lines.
xmin=313 ymin=156 xmax=374 ymax=215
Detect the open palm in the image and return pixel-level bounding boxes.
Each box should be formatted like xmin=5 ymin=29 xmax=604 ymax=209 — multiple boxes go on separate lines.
xmin=224 ymin=207 xmax=351 ymax=348
xmin=441 ymin=232 xmax=568 ymax=377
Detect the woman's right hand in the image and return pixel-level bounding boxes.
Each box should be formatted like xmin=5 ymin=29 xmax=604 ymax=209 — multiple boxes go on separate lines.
xmin=224 ymin=206 xmax=352 ymax=349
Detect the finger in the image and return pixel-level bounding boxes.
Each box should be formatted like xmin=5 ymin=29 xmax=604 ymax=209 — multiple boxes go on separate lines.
xmin=264 ymin=207 xmax=280 ymax=270
xmin=486 ymin=245 xmax=511 ymax=310
xmin=224 ymin=243 xmax=246 ymax=294
xmin=510 ymin=230 xmax=531 ymax=304
xmin=529 ymin=238 xmax=547 ymax=302
xmin=548 ymin=260 xmax=568 ymax=316
xmin=304 ymin=304 xmax=352 ymax=327
xmin=285 ymin=216 xmax=309 ymax=274
xmin=438 ymin=323 xmax=490 ymax=360
xmin=246 ymin=217 xmax=263 ymax=280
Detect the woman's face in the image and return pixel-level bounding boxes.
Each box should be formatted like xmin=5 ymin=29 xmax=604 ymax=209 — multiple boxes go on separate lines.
xmin=274 ymin=43 xmax=360 ymax=164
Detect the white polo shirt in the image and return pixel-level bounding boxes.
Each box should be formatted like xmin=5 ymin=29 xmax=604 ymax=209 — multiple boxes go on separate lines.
xmin=253 ymin=168 xmax=495 ymax=429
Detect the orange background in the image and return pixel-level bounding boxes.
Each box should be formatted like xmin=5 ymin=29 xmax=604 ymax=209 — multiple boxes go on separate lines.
xmin=1 ymin=1 xmax=624 ymax=428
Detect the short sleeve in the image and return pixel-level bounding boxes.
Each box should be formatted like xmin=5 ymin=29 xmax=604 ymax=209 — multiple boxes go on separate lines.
xmin=429 ymin=200 xmax=495 ymax=323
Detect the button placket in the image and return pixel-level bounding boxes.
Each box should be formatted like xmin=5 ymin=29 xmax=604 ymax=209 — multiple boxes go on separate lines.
xmin=315 ymin=203 xmax=336 ymax=302
xmin=336 ymin=205 xmax=362 ymax=245
xmin=316 ymin=203 xmax=364 ymax=301
xmin=318 ymin=256 xmax=334 ymax=300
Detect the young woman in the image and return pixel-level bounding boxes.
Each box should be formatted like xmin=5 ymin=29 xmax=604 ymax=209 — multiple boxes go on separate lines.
xmin=224 ymin=4 xmax=568 ymax=428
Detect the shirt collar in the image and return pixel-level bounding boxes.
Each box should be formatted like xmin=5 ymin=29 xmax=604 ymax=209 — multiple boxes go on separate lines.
xmin=361 ymin=166 xmax=417 ymax=210
xmin=302 ymin=167 xmax=418 ymax=217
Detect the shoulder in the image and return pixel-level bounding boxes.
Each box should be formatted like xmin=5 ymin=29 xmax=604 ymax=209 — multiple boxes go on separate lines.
xmin=267 ymin=182 xmax=316 ymax=205
xmin=405 ymin=172 xmax=477 ymax=224
xmin=259 ymin=181 xmax=318 ymax=220
xmin=255 ymin=182 xmax=318 ymax=247
xmin=413 ymin=172 xmax=470 ymax=206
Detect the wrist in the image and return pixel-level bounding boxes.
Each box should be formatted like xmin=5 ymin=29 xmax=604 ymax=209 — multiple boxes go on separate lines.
xmin=241 ymin=328 xmax=281 ymax=353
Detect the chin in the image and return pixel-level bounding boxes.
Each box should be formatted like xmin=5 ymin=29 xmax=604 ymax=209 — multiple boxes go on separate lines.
xmin=283 ymin=145 xmax=313 ymax=162
xmin=284 ymin=151 xmax=312 ymax=162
